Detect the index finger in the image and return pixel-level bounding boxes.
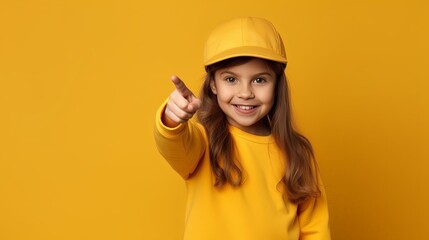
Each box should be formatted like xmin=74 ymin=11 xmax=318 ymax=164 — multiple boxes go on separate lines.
xmin=171 ymin=75 xmax=192 ymax=97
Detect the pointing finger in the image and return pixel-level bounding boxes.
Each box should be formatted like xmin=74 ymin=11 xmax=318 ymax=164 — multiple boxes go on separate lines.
xmin=171 ymin=75 xmax=193 ymax=98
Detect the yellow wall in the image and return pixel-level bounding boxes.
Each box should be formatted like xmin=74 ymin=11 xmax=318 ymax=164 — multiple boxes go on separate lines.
xmin=1 ymin=0 xmax=427 ymax=239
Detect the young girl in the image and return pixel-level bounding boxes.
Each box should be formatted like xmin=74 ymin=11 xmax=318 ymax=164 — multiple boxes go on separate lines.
xmin=154 ymin=17 xmax=331 ymax=240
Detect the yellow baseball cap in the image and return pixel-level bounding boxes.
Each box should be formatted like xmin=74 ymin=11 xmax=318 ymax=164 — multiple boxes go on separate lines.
xmin=204 ymin=17 xmax=287 ymax=66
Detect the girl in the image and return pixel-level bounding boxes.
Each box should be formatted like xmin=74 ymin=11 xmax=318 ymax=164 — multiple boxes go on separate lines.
xmin=154 ymin=17 xmax=331 ymax=240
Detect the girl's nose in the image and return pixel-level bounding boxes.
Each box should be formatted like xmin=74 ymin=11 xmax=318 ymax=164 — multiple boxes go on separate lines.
xmin=238 ymin=84 xmax=255 ymax=99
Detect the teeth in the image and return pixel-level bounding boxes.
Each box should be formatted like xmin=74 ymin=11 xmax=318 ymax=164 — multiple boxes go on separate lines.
xmin=237 ymin=105 xmax=254 ymax=110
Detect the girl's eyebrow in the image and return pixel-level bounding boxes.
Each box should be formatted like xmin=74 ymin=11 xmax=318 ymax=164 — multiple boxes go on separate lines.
xmin=219 ymin=70 xmax=273 ymax=77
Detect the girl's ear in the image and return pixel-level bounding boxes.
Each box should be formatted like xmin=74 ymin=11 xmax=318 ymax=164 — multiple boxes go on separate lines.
xmin=210 ymin=80 xmax=217 ymax=95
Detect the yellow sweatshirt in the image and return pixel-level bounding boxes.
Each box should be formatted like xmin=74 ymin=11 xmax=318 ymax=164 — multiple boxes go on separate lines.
xmin=154 ymin=105 xmax=331 ymax=240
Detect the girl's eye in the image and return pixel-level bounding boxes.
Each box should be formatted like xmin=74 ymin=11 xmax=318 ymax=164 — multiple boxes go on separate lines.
xmin=253 ymin=78 xmax=266 ymax=84
xmin=225 ymin=77 xmax=236 ymax=83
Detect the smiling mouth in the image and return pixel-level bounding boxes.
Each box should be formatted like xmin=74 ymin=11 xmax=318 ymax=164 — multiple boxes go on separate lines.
xmin=234 ymin=105 xmax=256 ymax=110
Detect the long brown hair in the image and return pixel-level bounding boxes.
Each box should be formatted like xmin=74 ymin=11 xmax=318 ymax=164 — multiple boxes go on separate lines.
xmin=197 ymin=57 xmax=320 ymax=204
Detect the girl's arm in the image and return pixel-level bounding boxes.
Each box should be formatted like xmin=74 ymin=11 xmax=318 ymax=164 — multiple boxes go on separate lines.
xmin=153 ymin=100 xmax=206 ymax=180
xmin=298 ymin=175 xmax=331 ymax=240
xmin=153 ymin=75 xmax=205 ymax=179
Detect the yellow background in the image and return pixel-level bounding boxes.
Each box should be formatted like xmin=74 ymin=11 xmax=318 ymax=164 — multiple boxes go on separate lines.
xmin=1 ymin=0 xmax=427 ymax=239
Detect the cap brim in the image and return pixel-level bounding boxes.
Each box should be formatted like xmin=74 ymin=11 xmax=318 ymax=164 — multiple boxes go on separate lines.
xmin=204 ymin=46 xmax=287 ymax=66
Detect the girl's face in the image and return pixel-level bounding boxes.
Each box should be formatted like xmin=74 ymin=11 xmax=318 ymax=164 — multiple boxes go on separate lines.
xmin=210 ymin=58 xmax=276 ymax=136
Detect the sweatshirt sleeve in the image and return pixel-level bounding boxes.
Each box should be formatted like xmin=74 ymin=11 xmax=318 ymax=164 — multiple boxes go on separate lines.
xmin=153 ymin=100 xmax=206 ymax=179
xmin=298 ymin=174 xmax=331 ymax=240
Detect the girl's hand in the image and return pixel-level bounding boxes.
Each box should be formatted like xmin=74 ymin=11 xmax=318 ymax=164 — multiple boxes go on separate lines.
xmin=162 ymin=75 xmax=202 ymax=127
